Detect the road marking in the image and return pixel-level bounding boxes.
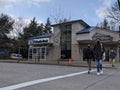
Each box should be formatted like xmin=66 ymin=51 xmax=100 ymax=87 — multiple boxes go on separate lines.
xmin=0 ymin=69 xmax=96 ymax=90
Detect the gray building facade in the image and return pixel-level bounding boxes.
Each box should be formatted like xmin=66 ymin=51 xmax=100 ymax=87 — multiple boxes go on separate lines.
xmin=28 ymin=20 xmax=119 ymax=62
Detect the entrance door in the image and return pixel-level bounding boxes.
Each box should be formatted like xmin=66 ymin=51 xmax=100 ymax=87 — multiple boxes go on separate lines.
xmin=28 ymin=47 xmax=46 ymax=61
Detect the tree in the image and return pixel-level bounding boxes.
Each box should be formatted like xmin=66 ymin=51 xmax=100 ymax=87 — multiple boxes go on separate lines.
xmin=44 ymin=17 xmax=52 ymax=33
xmin=0 ymin=14 xmax=14 ymax=38
xmin=0 ymin=14 xmax=14 ymax=52
xmin=0 ymin=14 xmax=14 ymax=58
xmin=50 ymin=7 xmax=72 ymax=60
xmin=96 ymin=19 xmax=111 ymax=30
xmin=106 ymin=1 xmax=120 ymax=22
xmin=37 ymin=23 xmax=44 ymax=35
xmin=11 ymin=17 xmax=29 ymax=39
xmin=18 ymin=18 xmax=44 ymax=58
xmin=103 ymin=19 xmax=108 ymax=29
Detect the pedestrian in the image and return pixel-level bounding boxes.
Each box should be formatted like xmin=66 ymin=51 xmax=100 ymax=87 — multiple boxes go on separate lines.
xmin=94 ymin=38 xmax=105 ymax=75
xmin=110 ymin=49 xmax=116 ymax=67
xmin=85 ymin=44 xmax=94 ymax=74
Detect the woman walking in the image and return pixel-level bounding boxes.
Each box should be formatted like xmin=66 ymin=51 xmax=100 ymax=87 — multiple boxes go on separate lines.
xmin=110 ymin=49 xmax=116 ymax=67
xmin=85 ymin=44 xmax=94 ymax=74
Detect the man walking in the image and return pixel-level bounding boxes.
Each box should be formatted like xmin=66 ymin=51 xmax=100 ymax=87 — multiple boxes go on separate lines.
xmin=94 ymin=38 xmax=105 ymax=75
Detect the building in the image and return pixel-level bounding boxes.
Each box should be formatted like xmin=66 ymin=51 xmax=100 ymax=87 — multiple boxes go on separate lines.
xmin=28 ymin=20 xmax=119 ymax=62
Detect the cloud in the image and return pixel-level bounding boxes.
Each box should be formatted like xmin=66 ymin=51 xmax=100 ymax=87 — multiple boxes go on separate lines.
xmin=0 ymin=0 xmax=17 ymax=10
xmin=96 ymin=0 xmax=112 ymax=19
xmin=0 ymin=0 xmax=52 ymax=10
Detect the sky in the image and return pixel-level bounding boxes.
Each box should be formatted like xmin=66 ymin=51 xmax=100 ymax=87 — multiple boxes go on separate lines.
xmin=0 ymin=0 xmax=115 ymax=26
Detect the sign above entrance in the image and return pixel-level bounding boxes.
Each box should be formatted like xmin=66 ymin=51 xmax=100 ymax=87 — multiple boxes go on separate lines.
xmin=28 ymin=38 xmax=49 ymax=45
xmin=92 ymin=33 xmax=113 ymax=41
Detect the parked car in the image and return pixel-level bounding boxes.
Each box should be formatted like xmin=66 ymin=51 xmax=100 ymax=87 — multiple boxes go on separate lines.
xmin=10 ymin=53 xmax=22 ymax=59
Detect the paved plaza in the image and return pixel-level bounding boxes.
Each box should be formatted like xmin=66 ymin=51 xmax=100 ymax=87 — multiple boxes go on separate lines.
xmin=0 ymin=62 xmax=119 ymax=90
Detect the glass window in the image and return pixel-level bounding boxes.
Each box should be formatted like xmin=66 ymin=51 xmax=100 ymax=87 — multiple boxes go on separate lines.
xmin=66 ymin=42 xmax=71 ymax=50
xmin=66 ymin=33 xmax=71 ymax=41
xmin=33 ymin=48 xmax=36 ymax=53
xmin=61 ymin=44 xmax=66 ymax=50
xmin=41 ymin=48 xmax=45 ymax=53
xmin=65 ymin=24 xmax=72 ymax=31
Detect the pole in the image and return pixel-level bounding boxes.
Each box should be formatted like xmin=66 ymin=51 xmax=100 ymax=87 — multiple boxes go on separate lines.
xmin=117 ymin=0 xmax=120 ymax=62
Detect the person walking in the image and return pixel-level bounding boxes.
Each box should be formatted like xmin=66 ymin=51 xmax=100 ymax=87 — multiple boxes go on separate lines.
xmin=85 ymin=44 xmax=94 ymax=74
xmin=110 ymin=49 xmax=116 ymax=67
xmin=94 ymin=38 xmax=105 ymax=75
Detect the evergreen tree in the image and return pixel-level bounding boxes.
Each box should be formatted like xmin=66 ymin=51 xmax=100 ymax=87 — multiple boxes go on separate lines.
xmin=18 ymin=18 xmax=45 ymax=58
xmin=96 ymin=19 xmax=110 ymax=30
xmin=44 ymin=17 xmax=52 ymax=33
xmin=103 ymin=19 xmax=108 ymax=29
xmin=37 ymin=23 xmax=44 ymax=35
xmin=0 ymin=14 xmax=14 ymax=54
xmin=0 ymin=14 xmax=14 ymax=38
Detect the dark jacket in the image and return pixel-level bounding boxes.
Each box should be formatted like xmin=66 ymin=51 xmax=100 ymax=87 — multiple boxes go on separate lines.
xmin=110 ymin=50 xmax=116 ymax=59
xmin=94 ymin=43 xmax=105 ymax=60
xmin=85 ymin=47 xmax=94 ymax=60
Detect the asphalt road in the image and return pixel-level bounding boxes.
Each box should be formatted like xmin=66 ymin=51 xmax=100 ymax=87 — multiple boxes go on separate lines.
xmin=0 ymin=62 xmax=119 ymax=90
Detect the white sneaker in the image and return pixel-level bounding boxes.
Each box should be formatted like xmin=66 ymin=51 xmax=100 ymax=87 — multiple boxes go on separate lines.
xmin=97 ymin=72 xmax=100 ymax=75
xmin=100 ymin=70 xmax=103 ymax=74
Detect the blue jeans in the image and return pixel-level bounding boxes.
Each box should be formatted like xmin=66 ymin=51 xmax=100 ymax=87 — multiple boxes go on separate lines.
xmin=96 ymin=59 xmax=102 ymax=72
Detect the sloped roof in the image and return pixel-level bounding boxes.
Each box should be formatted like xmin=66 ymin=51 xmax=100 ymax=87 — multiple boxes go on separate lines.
xmin=51 ymin=19 xmax=90 ymax=28
xmin=76 ymin=27 xmax=96 ymax=34
xmin=76 ymin=27 xmax=119 ymax=34
xmin=29 ymin=33 xmax=53 ymax=39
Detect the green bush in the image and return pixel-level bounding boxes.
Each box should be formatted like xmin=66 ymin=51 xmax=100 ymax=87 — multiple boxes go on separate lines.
xmin=0 ymin=55 xmax=9 ymax=59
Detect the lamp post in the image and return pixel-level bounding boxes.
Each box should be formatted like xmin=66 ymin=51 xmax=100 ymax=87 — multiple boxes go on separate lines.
xmin=118 ymin=0 xmax=120 ymax=37
xmin=117 ymin=0 xmax=120 ymax=62
xmin=117 ymin=0 xmax=120 ymax=38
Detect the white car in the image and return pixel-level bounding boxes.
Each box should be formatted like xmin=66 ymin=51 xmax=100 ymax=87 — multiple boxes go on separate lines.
xmin=10 ymin=53 xmax=22 ymax=59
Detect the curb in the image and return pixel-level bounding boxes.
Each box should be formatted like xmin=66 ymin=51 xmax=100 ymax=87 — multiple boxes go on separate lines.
xmin=0 ymin=60 xmax=119 ymax=69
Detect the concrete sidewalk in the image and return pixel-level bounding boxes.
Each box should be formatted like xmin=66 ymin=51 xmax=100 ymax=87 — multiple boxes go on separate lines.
xmin=0 ymin=59 xmax=120 ymax=69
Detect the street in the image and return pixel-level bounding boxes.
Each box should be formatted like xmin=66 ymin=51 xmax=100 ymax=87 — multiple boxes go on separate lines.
xmin=0 ymin=62 xmax=119 ymax=90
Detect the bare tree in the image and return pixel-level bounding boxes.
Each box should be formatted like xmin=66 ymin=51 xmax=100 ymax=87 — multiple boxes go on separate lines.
xmin=50 ymin=7 xmax=72 ymax=60
xmin=106 ymin=1 xmax=120 ymax=22
xmin=10 ymin=17 xmax=30 ymax=39
xmin=50 ymin=6 xmax=71 ymax=24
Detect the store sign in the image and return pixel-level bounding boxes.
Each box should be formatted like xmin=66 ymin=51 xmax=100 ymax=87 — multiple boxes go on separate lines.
xmin=92 ymin=33 xmax=113 ymax=41
xmin=28 ymin=38 xmax=49 ymax=45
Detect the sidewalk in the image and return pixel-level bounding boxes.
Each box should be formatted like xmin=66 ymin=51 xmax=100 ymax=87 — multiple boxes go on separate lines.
xmin=0 ymin=59 xmax=119 ymax=69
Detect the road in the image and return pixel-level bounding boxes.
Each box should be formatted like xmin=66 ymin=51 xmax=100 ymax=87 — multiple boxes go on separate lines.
xmin=0 ymin=62 xmax=119 ymax=90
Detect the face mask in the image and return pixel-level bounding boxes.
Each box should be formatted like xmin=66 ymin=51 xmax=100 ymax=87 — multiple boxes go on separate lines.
xmin=97 ymin=41 xmax=100 ymax=44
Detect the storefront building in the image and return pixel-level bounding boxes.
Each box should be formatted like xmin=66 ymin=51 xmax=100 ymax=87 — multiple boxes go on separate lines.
xmin=28 ymin=20 xmax=119 ymax=62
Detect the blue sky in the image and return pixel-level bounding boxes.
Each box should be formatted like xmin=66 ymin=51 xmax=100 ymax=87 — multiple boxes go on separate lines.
xmin=0 ymin=0 xmax=115 ymax=26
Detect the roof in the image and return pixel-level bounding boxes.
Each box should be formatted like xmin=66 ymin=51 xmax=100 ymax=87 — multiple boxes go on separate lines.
xmin=51 ymin=19 xmax=90 ymax=28
xmin=76 ymin=27 xmax=96 ymax=34
xmin=76 ymin=26 xmax=119 ymax=34
xmin=29 ymin=33 xmax=53 ymax=39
